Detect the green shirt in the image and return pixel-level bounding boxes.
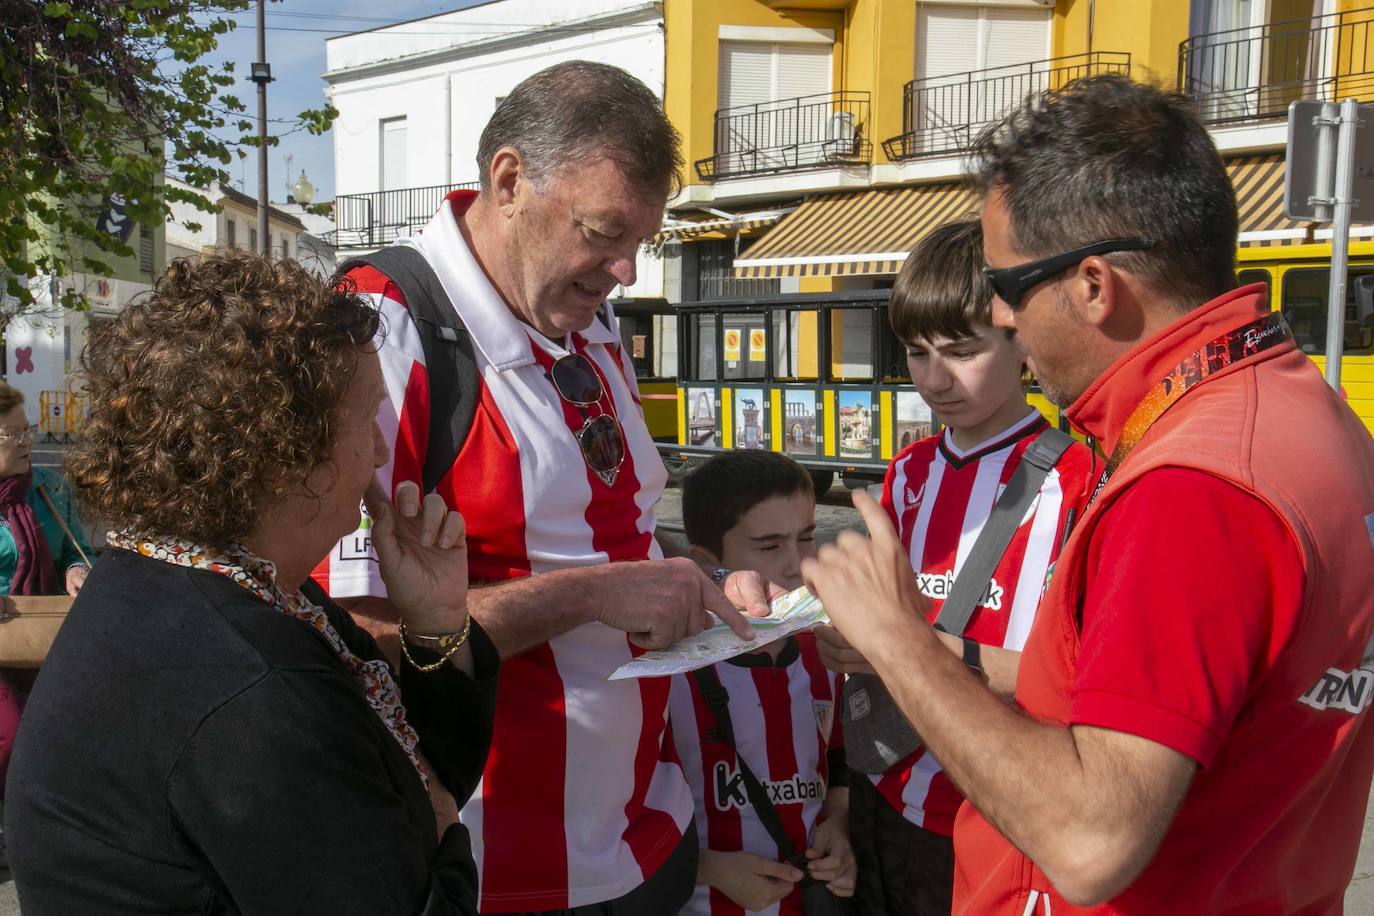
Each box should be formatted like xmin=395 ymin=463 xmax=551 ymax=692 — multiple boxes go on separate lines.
xmin=0 ymin=466 xmax=93 ymax=596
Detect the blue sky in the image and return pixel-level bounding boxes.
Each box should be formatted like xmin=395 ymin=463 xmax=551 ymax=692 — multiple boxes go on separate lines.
xmin=203 ymin=0 xmax=487 ymax=202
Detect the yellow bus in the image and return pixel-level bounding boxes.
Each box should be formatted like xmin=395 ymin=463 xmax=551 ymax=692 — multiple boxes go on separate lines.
xmin=1236 ymin=241 xmax=1374 ymax=434
xmin=655 ymin=290 xmax=1070 ymax=492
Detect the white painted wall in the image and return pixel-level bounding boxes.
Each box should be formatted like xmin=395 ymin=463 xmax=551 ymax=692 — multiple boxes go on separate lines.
xmin=326 ymin=0 xmax=667 ymax=298
xmin=328 ymin=2 xmax=664 ymax=193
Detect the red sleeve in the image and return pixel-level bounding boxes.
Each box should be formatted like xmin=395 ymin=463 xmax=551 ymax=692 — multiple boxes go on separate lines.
xmin=1069 ymin=468 xmax=1304 ymax=768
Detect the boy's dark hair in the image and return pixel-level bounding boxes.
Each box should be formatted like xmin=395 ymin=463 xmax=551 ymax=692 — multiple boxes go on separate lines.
xmin=682 ymin=451 xmax=815 ymax=559
xmin=971 ymin=74 xmax=1237 ymax=312
xmin=889 ymin=218 xmax=991 ymax=343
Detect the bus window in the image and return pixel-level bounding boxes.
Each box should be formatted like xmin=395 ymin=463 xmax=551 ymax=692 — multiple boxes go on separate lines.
xmin=687 ymin=313 xmax=718 ymax=380
xmin=773 ymin=309 xmax=820 ymax=381
xmin=653 ymin=314 xmax=678 ymax=379
xmin=722 ymin=312 xmax=767 ymax=381
xmin=1281 ymin=268 xmax=1374 ymax=356
xmin=879 ymin=308 xmax=912 ymax=382
xmin=830 ymin=309 xmax=875 ymax=382
xmin=1237 ymin=269 xmax=1270 ymax=298
xmin=617 ymin=311 xmax=653 ymax=378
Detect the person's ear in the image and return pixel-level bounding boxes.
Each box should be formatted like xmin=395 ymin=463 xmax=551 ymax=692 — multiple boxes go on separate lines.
xmin=487 ymin=147 xmax=525 ymax=216
xmin=1068 ymin=255 xmax=1118 ymax=330
xmin=689 ymin=544 xmax=721 ymax=567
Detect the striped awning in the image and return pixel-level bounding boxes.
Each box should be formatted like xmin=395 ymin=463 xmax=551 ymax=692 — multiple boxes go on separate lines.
xmin=732 ymin=183 xmax=979 ymax=279
xmin=729 ymin=154 xmax=1307 ymax=277
xmin=1229 ymin=154 xmax=1315 ymax=247
xmin=654 ymin=208 xmax=793 ymax=245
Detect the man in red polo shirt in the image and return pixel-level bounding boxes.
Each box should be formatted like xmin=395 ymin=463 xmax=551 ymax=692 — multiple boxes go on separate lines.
xmin=802 ymin=75 xmax=1374 ymax=914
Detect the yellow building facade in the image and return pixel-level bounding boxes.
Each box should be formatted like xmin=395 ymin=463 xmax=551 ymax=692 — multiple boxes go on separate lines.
xmin=656 ymin=0 xmax=1374 ymax=468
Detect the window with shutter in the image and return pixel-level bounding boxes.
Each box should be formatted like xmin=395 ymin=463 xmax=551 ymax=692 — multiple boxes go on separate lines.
xmin=917 ymin=4 xmax=1050 ymax=150
xmin=380 ymin=118 xmax=408 ymax=192
xmin=717 ymin=39 xmax=832 ymax=172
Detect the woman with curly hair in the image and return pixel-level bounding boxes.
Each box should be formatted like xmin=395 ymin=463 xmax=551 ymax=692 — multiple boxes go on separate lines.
xmin=3 ymin=252 xmax=495 ymax=915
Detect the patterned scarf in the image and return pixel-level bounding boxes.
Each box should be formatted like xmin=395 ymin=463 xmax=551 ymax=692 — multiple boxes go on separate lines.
xmin=0 ymin=472 xmax=57 ymax=595
xmin=107 ymin=532 xmax=427 ymax=791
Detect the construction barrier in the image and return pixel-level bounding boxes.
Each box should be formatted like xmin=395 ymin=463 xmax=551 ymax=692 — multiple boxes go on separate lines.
xmin=38 ymin=391 xmax=85 ymax=442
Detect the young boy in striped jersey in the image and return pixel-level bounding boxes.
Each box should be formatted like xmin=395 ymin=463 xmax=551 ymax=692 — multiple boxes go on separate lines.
xmin=668 ymin=451 xmax=855 ymax=915
xmin=830 ymin=218 xmax=1098 ymax=914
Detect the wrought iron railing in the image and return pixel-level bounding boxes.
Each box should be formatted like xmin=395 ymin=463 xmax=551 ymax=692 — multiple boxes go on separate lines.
xmin=695 ymin=91 xmax=871 ymax=182
xmin=1180 ymin=10 xmax=1374 ymax=126
xmin=882 ymin=52 xmax=1131 ymax=162
xmin=330 ymin=181 xmax=479 ymax=249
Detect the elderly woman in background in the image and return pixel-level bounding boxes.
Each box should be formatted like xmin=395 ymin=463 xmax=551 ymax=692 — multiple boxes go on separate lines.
xmin=4 ymin=253 xmax=495 ymax=915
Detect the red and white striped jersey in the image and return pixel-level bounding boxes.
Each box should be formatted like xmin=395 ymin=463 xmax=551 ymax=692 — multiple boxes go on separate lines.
xmin=668 ymin=634 xmax=844 ymax=916
xmin=311 ymin=191 xmax=690 ymax=912
xmin=874 ymin=411 xmax=1097 ymax=836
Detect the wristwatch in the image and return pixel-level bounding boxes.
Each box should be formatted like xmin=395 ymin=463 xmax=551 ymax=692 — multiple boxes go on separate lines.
xmin=709 ymin=567 xmax=732 ymax=587
xmin=960 ymin=637 xmax=987 ymax=682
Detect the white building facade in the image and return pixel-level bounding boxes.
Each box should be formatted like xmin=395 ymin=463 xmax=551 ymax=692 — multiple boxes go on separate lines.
xmin=324 ymin=0 xmax=669 ymax=300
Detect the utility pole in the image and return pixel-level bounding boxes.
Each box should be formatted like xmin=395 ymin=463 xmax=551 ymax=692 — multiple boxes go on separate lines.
xmin=250 ymin=0 xmax=272 ymax=256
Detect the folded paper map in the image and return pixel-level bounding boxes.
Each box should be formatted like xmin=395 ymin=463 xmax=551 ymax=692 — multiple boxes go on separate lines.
xmin=607 ymin=586 xmax=829 ymax=680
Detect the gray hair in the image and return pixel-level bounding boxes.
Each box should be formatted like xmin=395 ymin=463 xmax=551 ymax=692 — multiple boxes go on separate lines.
xmin=477 ymin=61 xmax=683 ymax=203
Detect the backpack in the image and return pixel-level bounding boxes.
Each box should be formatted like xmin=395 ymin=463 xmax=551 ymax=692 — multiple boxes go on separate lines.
xmin=335 ymin=245 xmax=620 ymax=495
xmin=335 ymin=246 xmax=481 ymax=495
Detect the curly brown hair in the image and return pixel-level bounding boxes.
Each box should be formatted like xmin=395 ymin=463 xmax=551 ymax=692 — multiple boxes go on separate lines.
xmin=66 ymin=252 xmax=381 ymax=549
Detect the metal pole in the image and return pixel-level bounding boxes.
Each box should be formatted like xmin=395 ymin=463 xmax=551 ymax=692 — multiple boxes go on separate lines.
xmin=256 ymin=0 xmax=268 ymax=256
xmin=1324 ymin=98 xmax=1359 ymax=391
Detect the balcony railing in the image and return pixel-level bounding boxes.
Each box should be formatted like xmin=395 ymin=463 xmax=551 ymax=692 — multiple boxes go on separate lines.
xmin=882 ymin=52 xmax=1131 ymax=162
xmin=330 ymin=182 xmax=479 ymax=250
xmin=1180 ymin=10 xmax=1374 ymax=126
xmin=695 ymin=91 xmax=871 ymax=182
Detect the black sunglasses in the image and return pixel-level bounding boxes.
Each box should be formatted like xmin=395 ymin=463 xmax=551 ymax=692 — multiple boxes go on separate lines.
xmin=549 ymin=353 xmax=626 ymax=485
xmin=984 ymin=238 xmax=1157 ymax=309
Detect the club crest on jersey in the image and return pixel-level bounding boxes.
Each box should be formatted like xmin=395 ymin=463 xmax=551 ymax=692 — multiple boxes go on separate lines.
xmin=711 ymin=761 xmax=824 ymax=812
xmin=905 ymin=483 xmax=925 ymax=508
xmin=813 ymin=699 xmax=834 ymax=740
xmin=917 ymin=569 xmax=1004 ymax=610
xmin=1299 ymin=665 xmax=1374 ymax=715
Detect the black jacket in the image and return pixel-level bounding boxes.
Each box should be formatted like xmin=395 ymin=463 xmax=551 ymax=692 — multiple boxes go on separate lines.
xmin=5 ymin=547 xmax=497 ymax=915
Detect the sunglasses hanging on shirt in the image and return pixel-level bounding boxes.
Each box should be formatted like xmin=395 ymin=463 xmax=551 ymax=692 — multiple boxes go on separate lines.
xmin=549 ymin=352 xmax=626 ymax=488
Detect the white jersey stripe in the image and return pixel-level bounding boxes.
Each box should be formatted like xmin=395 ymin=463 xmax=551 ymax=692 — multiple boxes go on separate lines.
xmin=907 ymin=452 xmax=945 ymax=576
xmin=952 ymin=449 xmax=1012 ymax=578
xmin=1004 ymin=470 xmax=1065 ymax=651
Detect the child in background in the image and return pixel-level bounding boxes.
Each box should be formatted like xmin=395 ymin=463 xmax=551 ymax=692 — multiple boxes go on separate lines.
xmin=669 ymin=451 xmax=854 ymax=915
xmin=827 ymin=217 xmax=1098 ymax=915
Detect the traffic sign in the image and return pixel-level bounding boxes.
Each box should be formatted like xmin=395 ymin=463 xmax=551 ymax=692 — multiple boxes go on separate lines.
xmin=1284 ymin=100 xmax=1374 ymax=223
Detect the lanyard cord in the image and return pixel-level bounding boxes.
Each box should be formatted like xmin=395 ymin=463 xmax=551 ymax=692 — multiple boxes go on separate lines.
xmin=1087 ymin=311 xmax=1293 ymax=506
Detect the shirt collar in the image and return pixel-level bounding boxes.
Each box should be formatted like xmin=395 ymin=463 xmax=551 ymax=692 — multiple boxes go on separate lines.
xmin=410 ymin=189 xmax=618 ymax=370
xmin=938 ymin=408 xmax=1045 ymax=466
xmin=1065 ymin=283 xmax=1280 ymax=455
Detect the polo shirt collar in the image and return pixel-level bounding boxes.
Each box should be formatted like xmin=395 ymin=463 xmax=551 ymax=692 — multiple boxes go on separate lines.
xmin=1065 ymin=284 xmax=1277 ymax=455
xmin=412 ymin=189 xmax=619 ymax=370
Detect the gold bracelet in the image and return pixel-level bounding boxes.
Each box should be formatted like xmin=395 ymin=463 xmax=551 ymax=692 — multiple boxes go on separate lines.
xmin=398 ymin=615 xmax=472 ymax=673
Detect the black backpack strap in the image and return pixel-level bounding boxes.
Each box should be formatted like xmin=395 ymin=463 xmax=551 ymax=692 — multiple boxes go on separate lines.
xmin=335 ymin=247 xmax=479 ymax=495
xmin=933 ymin=426 xmax=1076 ymax=637
xmin=692 ymin=665 xmax=814 ymax=877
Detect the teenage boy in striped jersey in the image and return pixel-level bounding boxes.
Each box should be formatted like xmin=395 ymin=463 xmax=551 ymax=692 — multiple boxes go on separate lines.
xmin=668 ymin=451 xmax=855 ymax=915
xmin=817 ymin=218 xmax=1097 ymax=915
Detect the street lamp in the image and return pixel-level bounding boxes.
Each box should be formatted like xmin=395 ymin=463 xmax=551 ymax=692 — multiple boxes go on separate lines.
xmin=291 ymin=171 xmax=315 ymax=207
